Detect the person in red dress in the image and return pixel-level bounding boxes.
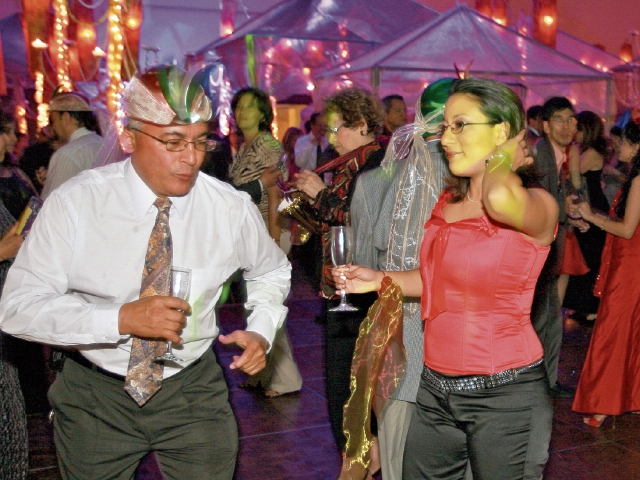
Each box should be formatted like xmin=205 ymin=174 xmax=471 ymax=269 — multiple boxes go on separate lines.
xmin=334 ymin=78 xmax=559 ymax=479
xmin=571 ymin=121 xmax=640 ymax=427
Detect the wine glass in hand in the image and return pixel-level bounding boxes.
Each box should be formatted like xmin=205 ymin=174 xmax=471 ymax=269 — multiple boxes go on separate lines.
xmin=329 ymin=226 xmax=358 ymax=312
xmin=154 ymin=267 xmax=191 ymax=363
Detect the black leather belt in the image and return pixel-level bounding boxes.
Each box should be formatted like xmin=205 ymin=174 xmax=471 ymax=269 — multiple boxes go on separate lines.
xmin=66 ymin=352 xmax=126 ymax=381
xmin=66 ymin=350 xmax=205 ymax=382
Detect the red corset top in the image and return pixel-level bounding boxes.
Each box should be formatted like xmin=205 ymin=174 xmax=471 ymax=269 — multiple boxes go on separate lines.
xmin=419 ymin=192 xmax=548 ymax=375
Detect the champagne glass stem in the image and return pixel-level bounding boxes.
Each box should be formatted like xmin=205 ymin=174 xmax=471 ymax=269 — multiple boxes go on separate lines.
xmin=340 ymin=289 xmax=348 ymax=308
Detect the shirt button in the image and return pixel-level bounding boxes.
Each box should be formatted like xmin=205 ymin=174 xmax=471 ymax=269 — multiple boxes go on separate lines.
xmin=104 ymin=335 xmax=111 ymax=341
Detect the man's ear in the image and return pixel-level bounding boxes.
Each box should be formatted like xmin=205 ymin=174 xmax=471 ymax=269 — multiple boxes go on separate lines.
xmin=543 ymin=120 xmax=550 ymax=136
xmin=121 ymin=129 xmax=135 ymax=154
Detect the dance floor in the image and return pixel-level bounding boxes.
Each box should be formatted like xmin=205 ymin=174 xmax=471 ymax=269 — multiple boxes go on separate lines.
xmin=23 ymin=261 xmax=640 ymax=479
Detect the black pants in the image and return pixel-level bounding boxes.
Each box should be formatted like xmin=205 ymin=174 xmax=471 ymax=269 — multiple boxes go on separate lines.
xmin=403 ymin=364 xmax=552 ymax=480
xmin=324 ymin=292 xmax=378 ymax=451
xmin=49 ymin=348 xmax=237 ymax=480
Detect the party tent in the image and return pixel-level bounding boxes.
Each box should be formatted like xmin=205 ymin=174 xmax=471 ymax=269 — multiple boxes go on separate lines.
xmin=194 ymin=0 xmax=439 ymax=101
xmin=556 ymin=30 xmax=622 ymax=74
xmin=317 ymin=5 xmax=613 ymax=117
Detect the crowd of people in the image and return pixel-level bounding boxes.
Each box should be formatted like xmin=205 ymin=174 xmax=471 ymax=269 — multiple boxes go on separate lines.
xmin=0 ymin=66 xmax=638 ymax=480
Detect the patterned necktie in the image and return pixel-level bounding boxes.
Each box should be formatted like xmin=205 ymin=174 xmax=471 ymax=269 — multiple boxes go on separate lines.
xmin=124 ymin=197 xmax=173 ymax=406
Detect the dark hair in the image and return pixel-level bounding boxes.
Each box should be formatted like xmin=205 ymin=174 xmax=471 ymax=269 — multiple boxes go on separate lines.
xmin=526 ymin=105 xmax=543 ymax=121
xmin=282 ymin=126 xmax=303 ymax=156
xmin=64 ymin=110 xmax=102 ymax=136
xmin=541 ymin=97 xmax=573 ymax=121
xmin=443 ymin=78 xmax=531 ymax=202
xmin=323 ymin=87 xmax=383 ymax=135
xmin=0 ymin=110 xmax=14 ymax=134
xmin=576 ymin=111 xmax=606 ymax=156
xmin=382 ymin=94 xmax=404 ymax=113
xmin=615 ymin=121 xmax=640 ymax=218
xmin=309 ymin=112 xmax=322 ymax=125
xmin=610 ymin=126 xmax=622 ymax=137
xmin=231 ymin=87 xmax=273 ymax=134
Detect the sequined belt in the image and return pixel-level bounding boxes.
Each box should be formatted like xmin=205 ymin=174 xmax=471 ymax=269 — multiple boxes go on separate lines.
xmin=421 ymin=358 xmax=544 ymax=393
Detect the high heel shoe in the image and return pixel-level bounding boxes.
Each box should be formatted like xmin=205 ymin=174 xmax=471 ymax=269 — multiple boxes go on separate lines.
xmin=583 ymin=414 xmax=607 ymax=427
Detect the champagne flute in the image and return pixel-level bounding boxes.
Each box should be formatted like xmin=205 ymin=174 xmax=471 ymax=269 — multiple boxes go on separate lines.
xmin=329 ymin=226 xmax=358 ymax=312
xmin=154 ymin=267 xmax=191 ymax=363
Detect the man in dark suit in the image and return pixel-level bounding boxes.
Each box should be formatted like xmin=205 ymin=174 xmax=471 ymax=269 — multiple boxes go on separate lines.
xmin=531 ymin=96 xmax=585 ymax=397
xmin=526 ymin=105 xmax=543 ymax=147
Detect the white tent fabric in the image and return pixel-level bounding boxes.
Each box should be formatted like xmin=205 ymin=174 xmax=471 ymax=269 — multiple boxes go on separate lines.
xmin=556 ymin=30 xmax=622 ymax=74
xmin=317 ymin=5 xmax=613 ymax=117
xmin=194 ymin=0 xmax=439 ymax=101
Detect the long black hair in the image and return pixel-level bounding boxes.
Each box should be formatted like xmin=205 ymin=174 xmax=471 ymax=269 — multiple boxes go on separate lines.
xmin=615 ymin=121 xmax=640 ymax=219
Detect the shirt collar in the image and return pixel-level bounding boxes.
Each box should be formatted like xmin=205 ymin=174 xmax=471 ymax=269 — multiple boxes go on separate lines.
xmin=123 ymin=158 xmax=192 ymax=220
xmin=69 ymin=127 xmax=92 ymax=142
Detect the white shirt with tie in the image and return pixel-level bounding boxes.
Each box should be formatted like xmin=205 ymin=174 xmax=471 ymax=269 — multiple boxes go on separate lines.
xmin=294 ymin=133 xmax=330 ymax=171
xmin=0 ymin=158 xmax=291 ymax=378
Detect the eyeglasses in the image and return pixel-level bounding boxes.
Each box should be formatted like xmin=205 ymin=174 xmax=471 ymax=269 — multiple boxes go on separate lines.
xmin=326 ymin=123 xmax=346 ymax=135
xmin=550 ymin=116 xmax=577 ymax=126
xmin=437 ymin=121 xmax=500 ymax=137
xmin=129 ymin=128 xmax=218 ymax=152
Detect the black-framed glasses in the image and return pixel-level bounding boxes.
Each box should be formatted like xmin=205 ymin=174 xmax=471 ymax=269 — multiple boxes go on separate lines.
xmin=326 ymin=123 xmax=346 ymax=135
xmin=129 ymin=128 xmax=218 ymax=152
xmin=437 ymin=121 xmax=500 ymax=137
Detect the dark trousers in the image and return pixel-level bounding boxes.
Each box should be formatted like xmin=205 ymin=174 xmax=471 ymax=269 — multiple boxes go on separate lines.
xmin=324 ymin=292 xmax=378 ymax=451
xmin=530 ymin=226 xmax=566 ymax=388
xmin=49 ymin=348 xmax=238 ymax=480
xmin=530 ymin=275 xmax=562 ymax=388
xmin=403 ymin=364 xmax=552 ymax=480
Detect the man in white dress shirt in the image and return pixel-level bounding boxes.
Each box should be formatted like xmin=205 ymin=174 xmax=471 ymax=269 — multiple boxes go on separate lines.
xmin=0 ymin=67 xmax=291 ymax=479
xmin=294 ymin=112 xmax=329 ymax=171
xmin=40 ymin=91 xmax=104 ymax=200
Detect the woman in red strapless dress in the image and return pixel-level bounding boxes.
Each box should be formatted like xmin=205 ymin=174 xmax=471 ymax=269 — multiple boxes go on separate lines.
xmin=571 ymin=121 xmax=640 ymax=428
xmin=334 ymin=78 xmax=559 ymax=479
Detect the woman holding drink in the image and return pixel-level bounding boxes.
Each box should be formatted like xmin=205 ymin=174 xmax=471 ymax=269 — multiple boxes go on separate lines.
xmin=334 ymin=78 xmax=558 ymax=479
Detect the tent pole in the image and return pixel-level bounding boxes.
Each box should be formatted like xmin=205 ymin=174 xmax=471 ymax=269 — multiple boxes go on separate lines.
xmin=606 ymin=77 xmax=615 ymax=122
xmin=371 ymin=67 xmax=380 ymax=97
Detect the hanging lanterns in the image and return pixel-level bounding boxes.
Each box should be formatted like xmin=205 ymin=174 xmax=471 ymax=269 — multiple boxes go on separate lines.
xmin=475 ymin=0 xmax=492 ymax=18
xmin=533 ymin=0 xmax=557 ymax=49
xmin=492 ymin=0 xmax=508 ymax=26
xmin=220 ymin=0 xmax=236 ymax=37
xmin=620 ymin=42 xmax=634 ymax=63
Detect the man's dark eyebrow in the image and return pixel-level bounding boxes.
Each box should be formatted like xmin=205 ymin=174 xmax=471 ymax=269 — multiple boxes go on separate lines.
xmin=160 ymin=130 xmax=209 ymax=139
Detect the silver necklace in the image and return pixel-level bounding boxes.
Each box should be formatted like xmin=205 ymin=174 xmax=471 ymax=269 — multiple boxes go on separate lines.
xmin=466 ymin=192 xmax=481 ymax=203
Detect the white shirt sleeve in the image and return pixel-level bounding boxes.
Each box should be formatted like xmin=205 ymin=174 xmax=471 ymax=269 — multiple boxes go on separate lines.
xmin=0 ymin=192 xmax=124 ymax=345
xmin=294 ymin=135 xmax=317 ymax=171
xmin=236 ymin=201 xmax=291 ymax=350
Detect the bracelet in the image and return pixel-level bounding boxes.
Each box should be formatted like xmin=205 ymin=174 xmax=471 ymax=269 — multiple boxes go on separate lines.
xmin=485 ymin=153 xmax=509 ymax=173
xmin=599 ymin=217 xmax=607 ymax=230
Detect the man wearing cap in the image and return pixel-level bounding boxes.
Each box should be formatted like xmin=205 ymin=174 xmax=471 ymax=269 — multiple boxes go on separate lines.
xmin=350 ymin=79 xmax=455 ymax=480
xmin=0 ymin=67 xmax=291 ymax=479
xmin=41 ymin=91 xmax=104 ymax=200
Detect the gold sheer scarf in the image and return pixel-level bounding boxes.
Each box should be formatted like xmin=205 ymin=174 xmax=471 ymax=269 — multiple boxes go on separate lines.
xmin=342 ymin=276 xmax=405 ymax=478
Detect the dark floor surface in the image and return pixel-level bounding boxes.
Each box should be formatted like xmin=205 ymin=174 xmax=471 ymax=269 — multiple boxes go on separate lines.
xmin=21 ymin=261 xmax=640 ymax=479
